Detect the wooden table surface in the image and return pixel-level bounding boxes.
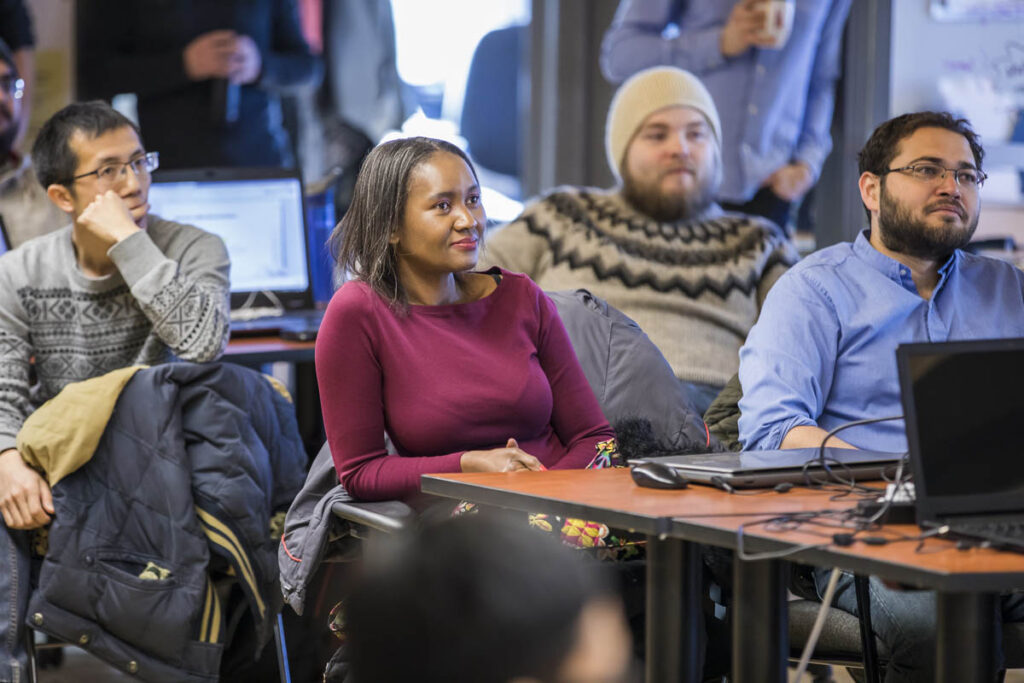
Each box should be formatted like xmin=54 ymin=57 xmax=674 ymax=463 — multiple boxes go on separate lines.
xmin=423 ymin=467 xmax=1024 ymax=590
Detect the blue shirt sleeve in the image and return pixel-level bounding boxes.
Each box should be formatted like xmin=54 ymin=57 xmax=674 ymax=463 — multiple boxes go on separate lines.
xmin=600 ymin=0 xmax=727 ymax=83
xmin=737 ymin=267 xmax=841 ymax=450
xmin=791 ymin=0 xmax=852 ymax=177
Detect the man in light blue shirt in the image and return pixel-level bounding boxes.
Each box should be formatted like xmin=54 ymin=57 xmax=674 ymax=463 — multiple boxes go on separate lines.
xmin=601 ymin=0 xmax=852 ymax=229
xmin=738 ymin=111 xmax=1024 ymax=681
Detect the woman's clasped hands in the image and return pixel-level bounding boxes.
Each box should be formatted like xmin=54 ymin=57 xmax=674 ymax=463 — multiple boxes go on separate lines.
xmin=460 ymin=438 xmax=546 ymax=473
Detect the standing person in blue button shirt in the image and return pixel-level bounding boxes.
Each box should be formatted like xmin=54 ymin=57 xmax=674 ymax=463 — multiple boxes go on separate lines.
xmin=602 ymin=0 xmax=852 ymax=231
xmin=738 ymin=112 xmax=1024 ymax=681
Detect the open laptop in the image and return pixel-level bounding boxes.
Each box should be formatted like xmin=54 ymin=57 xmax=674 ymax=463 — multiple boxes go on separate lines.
xmin=898 ymin=337 xmax=1024 ymax=550
xmin=628 ymin=447 xmax=902 ymax=489
xmin=147 ymin=167 xmax=324 ymax=337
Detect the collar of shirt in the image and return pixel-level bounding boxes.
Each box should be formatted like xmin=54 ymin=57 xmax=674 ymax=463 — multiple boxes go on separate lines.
xmin=852 ymin=229 xmax=961 ymax=296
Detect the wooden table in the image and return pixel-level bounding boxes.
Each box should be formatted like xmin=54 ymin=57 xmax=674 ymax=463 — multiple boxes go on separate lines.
xmin=421 ymin=468 xmax=1024 ymax=683
xmin=222 ymin=336 xmax=315 ymax=365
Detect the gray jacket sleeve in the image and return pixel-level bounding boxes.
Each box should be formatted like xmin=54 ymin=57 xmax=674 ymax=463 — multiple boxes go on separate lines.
xmin=548 ymin=289 xmax=715 ymax=454
xmin=108 ymin=229 xmax=231 ymax=362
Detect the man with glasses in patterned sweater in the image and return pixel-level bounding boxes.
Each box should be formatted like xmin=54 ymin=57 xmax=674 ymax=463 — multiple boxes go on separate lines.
xmin=738 ymin=111 xmax=1024 ymax=680
xmin=0 ymin=101 xmax=230 ymax=682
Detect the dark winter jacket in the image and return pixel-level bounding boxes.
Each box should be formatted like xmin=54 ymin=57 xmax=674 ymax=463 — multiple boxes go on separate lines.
xmin=25 ymin=363 xmax=306 ymax=683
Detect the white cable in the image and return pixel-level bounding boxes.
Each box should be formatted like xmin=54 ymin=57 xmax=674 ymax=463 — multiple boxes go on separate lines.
xmin=792 ymin=566 xmax=843 ymax=680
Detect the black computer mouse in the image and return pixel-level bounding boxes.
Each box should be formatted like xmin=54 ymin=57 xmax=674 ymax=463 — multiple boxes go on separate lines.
xmin=630 ymin=461 xmax=689 ymax=490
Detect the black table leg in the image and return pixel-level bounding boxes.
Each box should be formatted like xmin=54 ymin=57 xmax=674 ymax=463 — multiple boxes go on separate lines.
xmin=936 ymin=592 xmax=998 ymax=683
xmin=294 ymin=360 xmax=324 ymax=459
xmin=854 ymin=574 xmax=882 ymax=683
xmin=732 ymin=558 xmax=787 ymax=682
xmin=646 ymin=536 xmax=702 ymax=683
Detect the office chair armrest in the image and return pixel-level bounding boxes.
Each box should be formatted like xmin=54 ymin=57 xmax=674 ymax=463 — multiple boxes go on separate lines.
xmin=330 ymin=499 xmax=415 ymax=534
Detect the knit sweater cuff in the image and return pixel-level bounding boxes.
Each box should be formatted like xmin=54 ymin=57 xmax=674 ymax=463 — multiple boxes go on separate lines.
xmin=107 ymin=230 xmax=169 ymax=288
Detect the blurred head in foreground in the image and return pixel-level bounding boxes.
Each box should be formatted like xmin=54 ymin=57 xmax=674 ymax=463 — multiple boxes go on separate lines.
xmin=344 ymin=515 xmax=634 ymax=683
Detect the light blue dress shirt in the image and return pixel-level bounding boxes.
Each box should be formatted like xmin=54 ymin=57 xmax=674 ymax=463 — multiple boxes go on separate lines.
xmin=738 ymin=231 xmax=1024 ymax=452
xmin=601 ymin=0 xmax=852 ymax=203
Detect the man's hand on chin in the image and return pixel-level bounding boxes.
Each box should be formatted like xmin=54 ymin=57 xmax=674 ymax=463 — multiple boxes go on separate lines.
xmin=79 ymin=190 xmax=144 ymax=248
xmin=0 ymin=449 xmax=53 ymax=530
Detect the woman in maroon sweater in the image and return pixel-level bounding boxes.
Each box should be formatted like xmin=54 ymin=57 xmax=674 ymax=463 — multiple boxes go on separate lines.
xmin=316 ymin=137 xmax=616 ymax=501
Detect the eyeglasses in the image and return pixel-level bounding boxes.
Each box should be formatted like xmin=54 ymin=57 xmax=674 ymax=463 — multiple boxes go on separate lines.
xmin=879 ymin=162 xmax=987 ymax=189
xmin=68 ymin=151 xmax=160 ymax=187
xmin=0 ymin=74 xmax=24 ymax=100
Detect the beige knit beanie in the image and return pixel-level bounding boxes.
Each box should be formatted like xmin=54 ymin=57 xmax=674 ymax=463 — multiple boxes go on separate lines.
xmin=605 ymin=66 xmax=722 ymax=182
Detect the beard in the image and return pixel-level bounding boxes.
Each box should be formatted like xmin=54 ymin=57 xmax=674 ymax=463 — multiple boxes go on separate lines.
xmin=621 ymin=161 xmax=719 ymax=223
xmin=877 ymin=183 xmax=978 ymax=261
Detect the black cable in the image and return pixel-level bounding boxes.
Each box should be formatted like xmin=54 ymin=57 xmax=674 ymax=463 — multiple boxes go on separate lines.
xmin=815 ymin=413 xmax=904 ymax=482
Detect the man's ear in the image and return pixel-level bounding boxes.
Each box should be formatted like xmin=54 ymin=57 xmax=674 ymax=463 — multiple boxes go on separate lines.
xmin=45 ymin=184 xmax=75 ymax=214
xmin=858 ymin=171 xmax=881 ymax=215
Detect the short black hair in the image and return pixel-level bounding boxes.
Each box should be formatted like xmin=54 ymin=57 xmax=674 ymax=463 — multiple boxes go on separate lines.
xmin=32 ymin=101 xmax=143 ymax=189
xmin=344 ymin=515 xmax=619 ymax=683
xmin=857 ymin=111 xmax=984 ymax=222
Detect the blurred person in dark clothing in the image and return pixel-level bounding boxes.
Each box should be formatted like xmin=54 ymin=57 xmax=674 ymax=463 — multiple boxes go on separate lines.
xmin=0 ymin=0 xmax=35 ymax=148
xmin=77 ymin=0 xmax=321 ymax=169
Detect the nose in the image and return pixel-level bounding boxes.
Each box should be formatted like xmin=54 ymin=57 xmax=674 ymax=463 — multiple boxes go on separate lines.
xmin=453 ymin=202 xmax=480 ymax=230
xmin=937 ymin=169 xmax=961 ymax=198
xmin=666 ymin=131 xmax=689 ymax=157
xmin=118 ymin=162 xmax=143 ymax=195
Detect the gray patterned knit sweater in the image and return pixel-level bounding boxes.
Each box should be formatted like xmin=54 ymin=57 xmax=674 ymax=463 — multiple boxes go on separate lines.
xmin=481 ymin=187 xmax=799 ymax=388
xmin=0 ymin=215 xmax=231 ymax=452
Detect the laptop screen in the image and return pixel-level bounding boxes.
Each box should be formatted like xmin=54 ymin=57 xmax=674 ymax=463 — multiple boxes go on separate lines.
xmin=147 ymin=172 xmax=309 ymax=296
xmin=898 ymin=338 xmax=1024 ymax=518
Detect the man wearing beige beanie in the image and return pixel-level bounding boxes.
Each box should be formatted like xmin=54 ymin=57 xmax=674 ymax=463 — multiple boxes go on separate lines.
xmin=482 ymin=66 xmax=797 ymax=414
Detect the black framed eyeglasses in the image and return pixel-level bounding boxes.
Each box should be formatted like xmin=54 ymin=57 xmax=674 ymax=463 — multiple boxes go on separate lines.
xmin=0 ymin=74 xmax=23 ymax=100
xmin=879 ymin=162 xmax=987 ymax=189
xmin=68 ymin=151 xmax=160 ymax=187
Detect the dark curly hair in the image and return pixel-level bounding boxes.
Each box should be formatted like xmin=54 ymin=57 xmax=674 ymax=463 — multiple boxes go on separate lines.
xmin=857 ymin=112 xmax=984 ymax=221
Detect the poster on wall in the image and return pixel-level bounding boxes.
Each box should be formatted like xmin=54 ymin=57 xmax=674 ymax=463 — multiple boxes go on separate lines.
xmin=930 ymin=0 xmax=1024 ymax=21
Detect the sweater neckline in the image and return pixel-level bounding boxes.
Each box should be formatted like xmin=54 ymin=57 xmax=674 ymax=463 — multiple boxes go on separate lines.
xmin=406 ymin=267 xmax=508 ymax=316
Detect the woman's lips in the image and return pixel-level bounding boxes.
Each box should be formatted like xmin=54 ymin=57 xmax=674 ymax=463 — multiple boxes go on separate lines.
xmin=451 ymin=238 xmax=478 ymax=250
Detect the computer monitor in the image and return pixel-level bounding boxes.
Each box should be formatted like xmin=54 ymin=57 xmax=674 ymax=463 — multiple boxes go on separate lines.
xmin=147 ymin=167 xmax=313 ymax=311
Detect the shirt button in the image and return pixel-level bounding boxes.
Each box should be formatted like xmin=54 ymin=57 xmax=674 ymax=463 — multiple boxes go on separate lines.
xmin=756 ymin=64 xmax=766 ymax=76
xmin=900 ymin=269 xmax=908 ymax=276
xmin=748 ymin=104 xmax=759 ymax=116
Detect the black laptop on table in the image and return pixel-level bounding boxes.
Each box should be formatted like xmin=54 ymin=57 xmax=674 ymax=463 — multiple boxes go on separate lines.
xmin=898 ymin=337 xmax=1024 ymax=550
xmin=147 ymin=167 xmax=324 ymax=337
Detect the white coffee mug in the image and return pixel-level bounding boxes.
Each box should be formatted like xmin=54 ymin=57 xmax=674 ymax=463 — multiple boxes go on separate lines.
xmin=756 ymin=0 xmax=795 ymax=49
